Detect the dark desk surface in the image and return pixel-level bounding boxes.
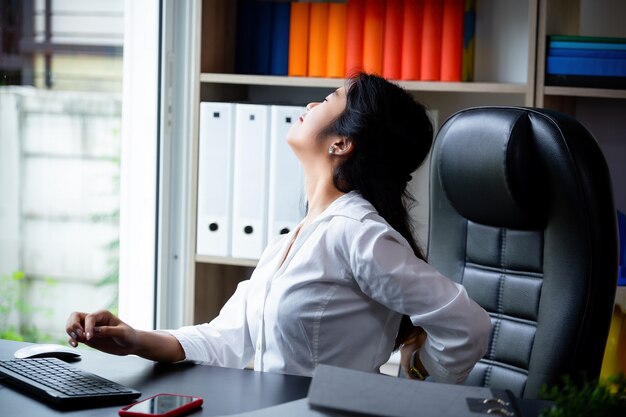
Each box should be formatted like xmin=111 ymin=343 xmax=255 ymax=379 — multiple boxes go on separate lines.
xmin=0 ymin=339 xmax=310 ymax=416
xmin=1 ymin=339 xmax=551 ymax=417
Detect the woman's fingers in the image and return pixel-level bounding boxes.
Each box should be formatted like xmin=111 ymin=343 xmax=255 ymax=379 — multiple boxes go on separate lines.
xmin=66 ymin=311 xmax=87 ymax=342
xmin=66 ymin=310 xmax=117 ymax=342
xmin=94 ymin=324 xmax=131 ymax=347
xmin=400 ymin=341 xmax=419 ymax=378
xmin=64 ymin=310 xmax=137 ymax=356
xmin=84 ymin=310 xmax=115 ymax=341
xmin=400 ymin=329 xmax=428 ymax=379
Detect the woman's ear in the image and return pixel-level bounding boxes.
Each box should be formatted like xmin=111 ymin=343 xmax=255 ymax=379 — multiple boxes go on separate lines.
xmin=331 ymin=137 xmax=354 ymax=156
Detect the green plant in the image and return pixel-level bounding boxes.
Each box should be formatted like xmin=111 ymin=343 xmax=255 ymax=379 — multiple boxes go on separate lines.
xmin=0 ymin=271 xmax=26 ymax=338
xmin=0 ymin=270 xmax=58 ymax=343
xmin=540 ymin=374 xmax=626 ymax=417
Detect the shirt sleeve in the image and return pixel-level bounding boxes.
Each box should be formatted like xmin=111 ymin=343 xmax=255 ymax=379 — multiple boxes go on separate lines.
xmin=163 ymin=280 xmax=254 ymax=369
xmin=348 ymin=217 xmax=492 ymax=384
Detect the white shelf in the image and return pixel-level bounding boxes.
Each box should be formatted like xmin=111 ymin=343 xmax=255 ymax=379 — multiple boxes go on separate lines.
xmin=196 ymin=254 xmax=258 ymax=268
xmin=543 ymin=86 xmax=626 ymax=100
xmin=200 ymin=73 xmax=344 ymax=88
xmin=200 ymin=73 xmax=528 ymax=94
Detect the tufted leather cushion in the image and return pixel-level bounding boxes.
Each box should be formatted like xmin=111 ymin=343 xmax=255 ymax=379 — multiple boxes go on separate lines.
xmin=438 ymin=110 xmax=546 ymax=229
xmin=427 ymin=107 xmax=618 ymax=399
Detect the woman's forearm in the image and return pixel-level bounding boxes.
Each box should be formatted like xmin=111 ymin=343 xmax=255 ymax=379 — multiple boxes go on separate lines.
xmin=133 ymin=330 xmax=186 ymax=363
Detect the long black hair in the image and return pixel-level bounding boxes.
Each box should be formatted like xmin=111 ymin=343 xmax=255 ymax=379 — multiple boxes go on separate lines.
xmin=323 ymin=73 xmax=434 ymax=350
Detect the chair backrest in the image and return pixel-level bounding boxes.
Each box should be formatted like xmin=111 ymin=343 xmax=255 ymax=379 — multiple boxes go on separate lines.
xmin=427 ymin=107 xmax=618 ymax=399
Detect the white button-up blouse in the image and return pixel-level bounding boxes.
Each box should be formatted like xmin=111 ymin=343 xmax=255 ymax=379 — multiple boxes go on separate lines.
xmin=166 ymin=191 xmax=491 ymax=383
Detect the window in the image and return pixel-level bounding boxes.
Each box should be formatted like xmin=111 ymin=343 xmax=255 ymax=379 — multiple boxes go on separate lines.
xmin=0 ymin=0 xmax=160 ymax=341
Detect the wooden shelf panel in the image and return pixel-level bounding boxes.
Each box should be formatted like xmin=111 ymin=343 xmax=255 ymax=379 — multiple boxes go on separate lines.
xmin=200 ymin=73 xmax=344 ymax=88
xmin=200 ymin=73 xmax=528 ymax=94
xmin=543 ymin=86 xmax=626 ymax=100
xmin=196 ymin=254 xmax=258 ymax=267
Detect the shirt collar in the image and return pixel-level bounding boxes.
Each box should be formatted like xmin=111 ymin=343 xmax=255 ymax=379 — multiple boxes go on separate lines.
xmin=309 ymin=191 xmax=377 ymax=226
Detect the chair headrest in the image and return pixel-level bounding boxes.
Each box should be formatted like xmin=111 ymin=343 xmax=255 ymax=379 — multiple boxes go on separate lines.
xmin=436 ymin=108 xmax=546 ymax=229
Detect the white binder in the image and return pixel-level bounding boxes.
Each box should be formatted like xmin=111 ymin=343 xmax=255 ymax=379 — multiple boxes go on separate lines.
xmin=268 ymin=105 xmax=306 ymax=240
xmin=196 ymin=102 xmax=235 ymax=257
xmin=231 ymin=104 xmax=271 ymax=259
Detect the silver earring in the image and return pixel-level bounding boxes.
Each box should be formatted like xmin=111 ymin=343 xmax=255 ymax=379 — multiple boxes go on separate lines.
xmin=329 ymin=146 xmax=336 ymax=154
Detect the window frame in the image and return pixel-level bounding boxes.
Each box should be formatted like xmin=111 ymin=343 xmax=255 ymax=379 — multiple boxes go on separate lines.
xmin=118 ymin=0 xmax=162 ymax=330
xmin=154 ymin=0 xmax=200 ymax=329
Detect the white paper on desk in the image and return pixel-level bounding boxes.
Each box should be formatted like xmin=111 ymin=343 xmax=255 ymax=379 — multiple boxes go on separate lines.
xmin=196 ymin=102 xmax=235 ymax=257
xmin=268 ymin=105 xmax=305 ymax=240
xmin=232 ymin=104 xmax=271 ymax=259
xmin=308 ymin=364 xmax=511 ymax=417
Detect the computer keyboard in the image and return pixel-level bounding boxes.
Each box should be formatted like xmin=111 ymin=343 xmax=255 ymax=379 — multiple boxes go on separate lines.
xmin=0 ymin=357 xmax=141 ymax=407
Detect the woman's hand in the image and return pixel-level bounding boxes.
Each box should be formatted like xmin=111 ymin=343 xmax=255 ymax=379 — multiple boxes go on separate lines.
xmin=66 ymin=310 xmax=138 ymax=356
xmin=65 ymin=310 xmax=185 ymax=362
xmin=400 ymin=326 xmax=428 ymax=379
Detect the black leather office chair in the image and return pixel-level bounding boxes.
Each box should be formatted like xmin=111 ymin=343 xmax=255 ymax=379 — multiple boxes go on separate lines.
xmin=427 ymin=107 xmax=618 ymax=399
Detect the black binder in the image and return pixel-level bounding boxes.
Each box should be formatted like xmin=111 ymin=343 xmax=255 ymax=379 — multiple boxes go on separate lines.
xmin=308 ymin=364 xmax=521 ymax=417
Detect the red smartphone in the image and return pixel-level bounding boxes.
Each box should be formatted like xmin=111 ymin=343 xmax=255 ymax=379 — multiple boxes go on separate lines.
xmin=119 ymin=393 xmax=203 ymax=417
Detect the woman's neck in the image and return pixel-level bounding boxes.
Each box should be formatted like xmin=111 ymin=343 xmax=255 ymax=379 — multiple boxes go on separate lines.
xmin=303 ymin=174 xmax=345 ymax=228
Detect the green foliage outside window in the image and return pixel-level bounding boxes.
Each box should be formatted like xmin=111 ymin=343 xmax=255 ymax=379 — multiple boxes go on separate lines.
xmin=0 ymin=270 xmax=58 ymax=343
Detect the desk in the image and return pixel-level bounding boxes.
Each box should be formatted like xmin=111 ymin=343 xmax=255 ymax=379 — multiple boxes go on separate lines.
xmin=1 ymin=339 xmax=550 ymax=417
xmin=0 ymin=340 xmax=310 ymax=416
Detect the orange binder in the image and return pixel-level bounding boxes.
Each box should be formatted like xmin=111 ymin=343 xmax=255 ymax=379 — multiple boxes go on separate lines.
xmin=308 ymin=3 xmax=330 ymax=77
xmin=345 ymin=0 xmax=365 ymax=77
xmin=420 ymin=0 xmax=443 ymax=81
xmin=440 ymin=0 xmax=463 ymax=81
xmin=327 ymin=3 xmax=348 ymax=78
xmin=382 ymin=0 xmax=403 ymax=80
xmin=288 ymin=3 xmax=310 ymax=76
xmin=401 ymin=0 xmax=423 ymax=80
xmin=362 ymin=0 xmax=384 ymax=75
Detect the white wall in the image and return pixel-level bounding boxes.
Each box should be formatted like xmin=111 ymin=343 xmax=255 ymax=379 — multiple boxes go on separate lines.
xmin=578 ymin=0 xmax=626 ymax=213
xmin=475 ymin=0 xmax=530 ymax=83
xmin=580 ymin=0 xmax=626 ymax=38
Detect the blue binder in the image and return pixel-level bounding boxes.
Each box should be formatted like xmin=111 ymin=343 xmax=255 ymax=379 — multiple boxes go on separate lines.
xmin=548 ymin=48 xmax=626 ymax=60
xmin=270 ymin=2 xmax=291 ymax=76
xmin=619 ymin=210 xmax=625 ymax=285
xmin=546 ymin=56 xmax=626 ymax=77
xmin=550 ymin=41 xmax=626 ymax=51
xmin=235 ymin=0 xmax=254 ymax=74
xmin=253 ymin=2 xmax=273 ymax=75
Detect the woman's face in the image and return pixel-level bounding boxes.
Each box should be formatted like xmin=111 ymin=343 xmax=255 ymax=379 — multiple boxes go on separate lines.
xmin=287 ymin=87 xmax=347 ymax=164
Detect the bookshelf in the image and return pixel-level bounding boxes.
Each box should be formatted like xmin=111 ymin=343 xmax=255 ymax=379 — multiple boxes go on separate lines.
xmin=535 ymin=0 xmax=626 ymax=103
xmin=189 ymin=0 xmax=625 ymax=324
xmin=535 ymin=0 xmax=626 ymax=214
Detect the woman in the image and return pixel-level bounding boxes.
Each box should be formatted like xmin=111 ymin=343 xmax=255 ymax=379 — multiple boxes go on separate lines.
xmin=66 ymin=73 xmax=491 ymax=384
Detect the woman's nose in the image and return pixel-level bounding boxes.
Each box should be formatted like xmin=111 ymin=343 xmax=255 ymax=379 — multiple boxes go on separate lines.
xmin=306 ymin=102 xmax=320 ymax=111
